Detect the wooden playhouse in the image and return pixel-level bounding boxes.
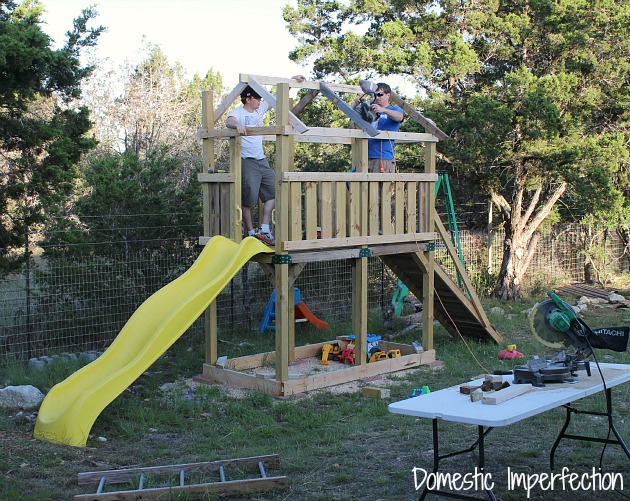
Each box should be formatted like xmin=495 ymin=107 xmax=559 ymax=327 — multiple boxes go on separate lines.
xmin=193 ymin=74 xmax=502 ymax=396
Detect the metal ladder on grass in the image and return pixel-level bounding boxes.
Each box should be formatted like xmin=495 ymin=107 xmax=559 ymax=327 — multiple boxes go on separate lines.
xmin=74 ymin=454 xmax=287 ymax=500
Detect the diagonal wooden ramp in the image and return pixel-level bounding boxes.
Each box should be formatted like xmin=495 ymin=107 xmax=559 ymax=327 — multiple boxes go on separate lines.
xmin=381 ymin=214 xmax=503 ymax=343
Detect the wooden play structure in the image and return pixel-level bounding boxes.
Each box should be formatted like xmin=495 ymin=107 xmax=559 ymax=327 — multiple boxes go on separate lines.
xmin=193 ymin=75 xmax=502 ymax=396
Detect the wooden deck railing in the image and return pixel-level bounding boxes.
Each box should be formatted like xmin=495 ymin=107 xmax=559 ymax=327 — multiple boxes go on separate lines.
xmin=198 ymin=170 xmax=438 ymax=253
xmin=279 ymin=172 xmax=437 ymax=252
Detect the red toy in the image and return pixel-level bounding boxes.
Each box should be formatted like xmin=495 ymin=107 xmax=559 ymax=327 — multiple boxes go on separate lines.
xmin=338 ymin=347 xmax=356 ymax=365
xmin=498 ymin=344 xmax=524 ymax=360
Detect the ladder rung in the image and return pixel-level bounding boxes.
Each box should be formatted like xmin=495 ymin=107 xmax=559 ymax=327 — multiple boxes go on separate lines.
xmin=179 ymin=469 xmax=185 ymax=486
xmin=96 ymin=476 xmax=106 ymax=494
xmin=138 ymin=473 xmax=144 ymax=490
xmin=219 ymin=465 xmax=226 ymax=482
xmin=258 ymin=461 xmax=267 ymax=479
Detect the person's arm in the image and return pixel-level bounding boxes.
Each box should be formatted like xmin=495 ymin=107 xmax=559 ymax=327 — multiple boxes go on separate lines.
xmin=371 ymin=104 xmax=403 ymax=122
xmin=226 ymin=115 xmax=247 ymax=134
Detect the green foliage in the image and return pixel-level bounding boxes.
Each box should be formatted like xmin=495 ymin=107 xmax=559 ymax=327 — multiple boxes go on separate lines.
xmin=0 ymin=1 xmax=104 ymax=274
xmin=43 ymin=148 xmax=202 ymax=255
xmin=285 ymin=0 xmax=630 ymax=299
xmin=31 ymin=149 xmax=202 ymax=351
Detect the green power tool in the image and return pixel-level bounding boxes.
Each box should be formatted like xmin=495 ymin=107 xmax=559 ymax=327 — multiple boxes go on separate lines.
xmin=528 ymin=290 xmax=628 ymax=355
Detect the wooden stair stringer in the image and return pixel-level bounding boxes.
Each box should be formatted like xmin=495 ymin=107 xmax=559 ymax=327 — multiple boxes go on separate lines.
xmin=381 ymin=252 xmax=503 ymax=343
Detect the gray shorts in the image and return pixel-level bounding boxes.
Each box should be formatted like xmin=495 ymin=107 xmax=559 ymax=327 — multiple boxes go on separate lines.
xmin=368 ymin=158 xmax=396 ymax=173
xmin=241 ymin=157 xmax=275 ymax=206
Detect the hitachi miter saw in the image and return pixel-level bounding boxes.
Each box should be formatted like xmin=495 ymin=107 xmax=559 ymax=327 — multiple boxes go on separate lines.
xmin=514 ymin=290 xmax=629 ymax=387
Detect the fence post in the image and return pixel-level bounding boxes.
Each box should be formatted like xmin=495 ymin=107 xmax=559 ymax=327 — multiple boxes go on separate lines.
xmin=487 ymin=200 xmax=493 ymax=275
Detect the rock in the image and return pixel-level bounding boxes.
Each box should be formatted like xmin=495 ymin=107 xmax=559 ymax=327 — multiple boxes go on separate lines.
xmin=27 ymin=358 xmax=47 ymax=371
xmin=578 ymin=296 xmax=591 ymax=305
xmin=79 ymin=351 xmax=99 ymax=363
xmin=0 ymin=385 xmax=45 ymax=410
xmin=489 ymin=306 xmax=505 ymax=315
xmin=608 ymin=293 xmax=626 ymax=303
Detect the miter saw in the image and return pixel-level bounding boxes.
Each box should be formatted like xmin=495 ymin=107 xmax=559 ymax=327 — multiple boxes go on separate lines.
xmin=514 ymin=290 xmax=629 ymax=387
xmin=353 ymin=79 xmax=380 ymax=123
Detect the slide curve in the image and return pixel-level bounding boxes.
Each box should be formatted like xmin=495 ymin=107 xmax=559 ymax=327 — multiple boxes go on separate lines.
xmin=295 ymin=302 xmax=329 ymax=331
xmin=34 ymin=236 xmax=273 ymax=447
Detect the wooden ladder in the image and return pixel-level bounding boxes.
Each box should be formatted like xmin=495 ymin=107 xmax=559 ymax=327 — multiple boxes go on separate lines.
xmin=74 ymin=454 xmax=287 ymax=500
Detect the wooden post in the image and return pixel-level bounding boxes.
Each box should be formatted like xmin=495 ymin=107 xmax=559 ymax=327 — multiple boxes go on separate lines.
xmin=422 ymin=142 xmax=436 ymax=351
xmin=204 ymin=300 xmax=217 ymax=365
xmin=275 ymin=83 xmax=291 ymax=382
xmin=229 ymin=137 xmax=242 ymax=243
xmin=202 ymin=90 xmax=215 ymax=235
xmin=351 ymin=138 xmax=368 ymax=366
xmin=201 ymin=91 xmax=218 ymax=365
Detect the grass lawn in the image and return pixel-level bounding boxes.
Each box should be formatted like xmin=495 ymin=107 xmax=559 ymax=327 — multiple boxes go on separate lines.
xmin=1 ymin=288 xmax=629 ymax=500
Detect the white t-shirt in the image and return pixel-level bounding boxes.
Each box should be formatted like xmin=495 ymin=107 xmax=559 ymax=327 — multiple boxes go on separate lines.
xmin=227 ymin=101 xmax=270 ymax=159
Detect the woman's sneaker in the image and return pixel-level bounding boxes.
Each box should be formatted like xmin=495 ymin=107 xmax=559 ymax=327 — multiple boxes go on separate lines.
xmin=254 ymin=229 xmax=275 ymax=246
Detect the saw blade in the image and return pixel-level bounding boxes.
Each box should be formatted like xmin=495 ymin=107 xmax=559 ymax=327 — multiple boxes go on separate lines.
xmin=528 ymin=300 xmax=569 ymax=348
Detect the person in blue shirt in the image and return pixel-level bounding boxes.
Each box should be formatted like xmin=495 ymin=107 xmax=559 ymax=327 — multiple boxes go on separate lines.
xmin=364 ymin=83 xmax=404 ymax=172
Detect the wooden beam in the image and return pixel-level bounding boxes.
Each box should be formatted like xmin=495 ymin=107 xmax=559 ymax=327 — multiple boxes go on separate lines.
xmin=197 ymin=173 xmax=233 ymax=183
xmin=240 ymin=74 xmax=361 ymax=94
xmin=319 ymin=83 xmax=380 ymax=137
xmin=213 ymin=82 xmax=248 ymax=122
xmin=482 ymin=384 xmax=531 ymax=404
xmin=292 ymin=89 xmax=319 ymax=115
xmin=298 ymin=127 xmax=438 ymax=143
xmin=275 ymin=83 xmax=292 ymax=382
xmin=198 ymin=125 xmax=291 ymax=139
xmin=282 ymin=172 xmax=438 ymax=182
xmin=281 ymin=232 xmax=436 ymax=251
xmin=198 ymin=125 xmax=439 ymax=144
xmin=389 ymin=93 xmax=449 ymax=141
xmin=422 ymin=142 xmax=436 ymax=351
xmin=247 ymin=76 xmax=309 ymax=133
xmin=434 ymin=212 xmax=495 ymax=329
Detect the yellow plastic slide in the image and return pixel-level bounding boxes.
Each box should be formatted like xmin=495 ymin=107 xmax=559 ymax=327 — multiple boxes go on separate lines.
xmin=34 ymin=236 xmax=273 ymax=447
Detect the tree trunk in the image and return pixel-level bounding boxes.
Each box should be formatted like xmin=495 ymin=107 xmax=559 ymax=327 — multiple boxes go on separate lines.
xmin=492 ymin=226 xmax=541 ymax=301
xmin=491 ymin=180 xmax=567 ymax=301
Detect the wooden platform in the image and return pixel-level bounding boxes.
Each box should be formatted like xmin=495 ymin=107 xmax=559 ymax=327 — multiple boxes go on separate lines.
xmin=381 ymin=252 xmax=503 ymax=343
xmin=195 ymin=340 xmax=436 ymax=396
xmin=554 ymin=283 xmax=621 ymax=301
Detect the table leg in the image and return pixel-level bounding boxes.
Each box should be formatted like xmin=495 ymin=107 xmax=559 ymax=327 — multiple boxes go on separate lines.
xmin=418 ymin=419 xmax=497 ymax=501
xmin=550 ymin=388 xmax=630 ymax=469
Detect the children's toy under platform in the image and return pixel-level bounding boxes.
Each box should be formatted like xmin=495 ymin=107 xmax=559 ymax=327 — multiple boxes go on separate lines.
xmin=194 ymin=339 xmax=435 ymax=396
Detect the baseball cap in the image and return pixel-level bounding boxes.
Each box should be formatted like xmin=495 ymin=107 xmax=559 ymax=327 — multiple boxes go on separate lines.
xmin=241 ymin=86 xmax=261 ymax=100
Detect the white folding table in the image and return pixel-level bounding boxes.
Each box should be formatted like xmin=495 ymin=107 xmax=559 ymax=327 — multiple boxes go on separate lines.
xmin=388 ymin=362 xmax=630 ymax=500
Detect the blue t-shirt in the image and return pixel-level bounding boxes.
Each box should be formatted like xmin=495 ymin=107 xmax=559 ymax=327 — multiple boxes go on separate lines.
xmin=368 ymin=105 xmax=403 ymax=160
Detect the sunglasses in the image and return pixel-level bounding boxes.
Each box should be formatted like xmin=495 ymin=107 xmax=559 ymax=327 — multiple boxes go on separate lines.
xmin=375 ymin=92 xmax=386 ymax=97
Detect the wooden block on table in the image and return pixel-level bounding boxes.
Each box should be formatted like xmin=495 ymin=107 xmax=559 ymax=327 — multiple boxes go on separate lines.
xmin=459 ymin=383 xmax=481 ymax=395
xmin=481 ymin=380 xmax=494 ymax=392
xmin=482 ymin=384 xmax=531 ymax=405
xmin=470 ymin=389 xmax=483 ymax=402
xmin=485 ymin=374 xmax=503 ymax=383
xmin=362 ymin=386 xmax=391 ymax=399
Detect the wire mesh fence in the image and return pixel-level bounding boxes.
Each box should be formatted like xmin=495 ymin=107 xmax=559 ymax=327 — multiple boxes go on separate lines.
xmin=1 ymin=219 xmax=628 ymax=360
